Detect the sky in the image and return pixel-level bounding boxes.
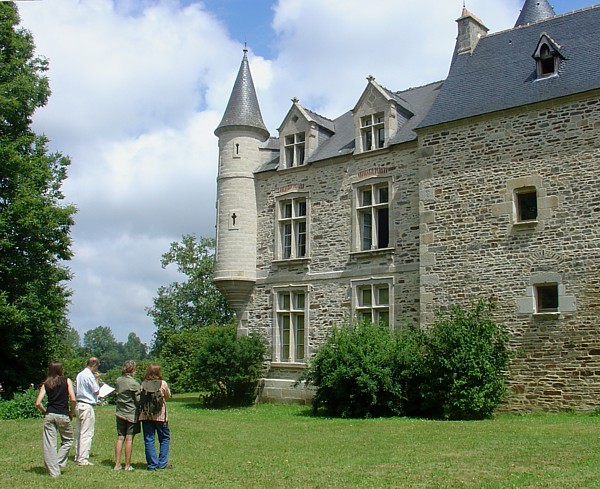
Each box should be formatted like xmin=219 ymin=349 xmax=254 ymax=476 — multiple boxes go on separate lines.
xmin=15 ymin=0 xmax=597 ymax=347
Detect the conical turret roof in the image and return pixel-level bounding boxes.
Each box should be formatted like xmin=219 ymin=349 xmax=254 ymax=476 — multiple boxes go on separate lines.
xmin=514 ymin=0 xmax=556 ymax=27
xmin=215 ymin=49 xmax=269 ymax=138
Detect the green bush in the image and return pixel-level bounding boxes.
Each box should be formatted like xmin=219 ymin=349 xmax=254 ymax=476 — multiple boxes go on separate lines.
xmin=0 ymin=385 xmax=43 ymax=420
xmin=193 ymin=324 xmax=267 ymax=407
xmin=302 ymin=321 xmax=423 ymax=418
xmin=418 ymin=300 xmax=510 ymax=420
xmin=159 ymin=330 xmax=206 ymax=393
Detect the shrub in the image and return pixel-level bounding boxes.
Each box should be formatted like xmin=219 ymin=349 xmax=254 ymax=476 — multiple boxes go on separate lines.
xmin=159 ymin=330 xmax=206 ymax=393
xmin=302 ymin=321 xmax=424 ymax=418
xmin=0 ymin=385 xmax=43 ymax=420
xmin=193 ymin=324 xmax=267 ymax=407
xmin=418 ymin=300 xmax=510 ymax=420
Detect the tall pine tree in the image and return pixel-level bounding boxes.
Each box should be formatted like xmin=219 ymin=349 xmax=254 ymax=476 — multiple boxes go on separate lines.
xmin=0 ymin=3 xmax=76 ymax=395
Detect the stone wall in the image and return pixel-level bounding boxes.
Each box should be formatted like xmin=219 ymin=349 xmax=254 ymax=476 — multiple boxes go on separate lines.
xmin=418 ymin=91 xmax=600 ymax=411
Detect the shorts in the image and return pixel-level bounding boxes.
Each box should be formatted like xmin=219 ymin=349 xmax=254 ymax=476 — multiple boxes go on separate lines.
xmin=116 ymin=417 xmax=141 ymax=436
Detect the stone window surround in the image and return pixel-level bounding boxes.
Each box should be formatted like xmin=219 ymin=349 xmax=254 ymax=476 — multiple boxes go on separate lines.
xmin=351 ymin=176 xmax=393 ymax=253
xmin=273 ymin=191 xmax=310 ymax=262
xmin=491 ymin=174 xmax=558 ymax=232
xmin=350 ymin=276 xmax=395 ymax=326
xmin=272 ymin=285 xmax=310 ymax=365
xmin=516 ymin=271 xmax=577 ymax=316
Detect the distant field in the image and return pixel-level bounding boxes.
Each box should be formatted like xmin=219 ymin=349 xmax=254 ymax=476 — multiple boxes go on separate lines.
xmin=2 ymin=394 xmax=600 ymax=488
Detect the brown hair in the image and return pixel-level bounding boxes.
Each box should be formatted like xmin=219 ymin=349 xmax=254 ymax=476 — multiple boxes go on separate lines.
xmin=44 ymin=362 xmax=65 ymax=390
xmin=121 ymin=360 xmax=136 ymax=375
xmin=143 ymin=363 xmax=163 ymax=381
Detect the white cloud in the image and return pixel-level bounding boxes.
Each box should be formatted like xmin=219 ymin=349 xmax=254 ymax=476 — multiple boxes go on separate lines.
xmin=16 ymin=0 xmax=524 ymax=345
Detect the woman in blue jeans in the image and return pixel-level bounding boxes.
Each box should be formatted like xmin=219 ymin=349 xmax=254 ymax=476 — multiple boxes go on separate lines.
xmin=139 ymin=363 xmax=173 ymax=470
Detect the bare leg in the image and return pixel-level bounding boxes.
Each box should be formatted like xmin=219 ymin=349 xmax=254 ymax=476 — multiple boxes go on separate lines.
xmin=115 ymin=435 xmax=124 ymax=469
xmin=124 ymin=434 xmax=135 ymax=469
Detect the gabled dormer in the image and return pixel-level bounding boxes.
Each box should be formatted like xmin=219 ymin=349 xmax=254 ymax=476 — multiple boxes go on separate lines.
xmin=533 ymin=34 xmax=565 ymax=79
xmin=277 ymin=98 xmax=334 ymax=169
xmin=352 ymin=76 xmax=414 ymax=154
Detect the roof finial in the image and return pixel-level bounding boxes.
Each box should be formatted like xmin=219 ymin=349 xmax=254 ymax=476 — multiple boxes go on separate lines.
xmin=243 ymin=40 xmax=248 ymax=53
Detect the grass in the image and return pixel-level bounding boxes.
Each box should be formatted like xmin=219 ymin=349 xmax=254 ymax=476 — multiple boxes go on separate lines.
xmin=2 ymin=395 xmax=600 ymax=488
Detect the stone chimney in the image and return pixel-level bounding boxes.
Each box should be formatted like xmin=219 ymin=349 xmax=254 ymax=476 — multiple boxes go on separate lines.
xmin=456 ymin=7 xmax=489 ymax=55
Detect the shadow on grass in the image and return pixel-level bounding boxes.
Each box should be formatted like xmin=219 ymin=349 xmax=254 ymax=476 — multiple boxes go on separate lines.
xmin=26 ymin=466 xmax=47 ymax=475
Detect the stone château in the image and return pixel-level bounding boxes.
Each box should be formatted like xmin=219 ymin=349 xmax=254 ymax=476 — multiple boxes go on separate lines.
xmin=213 ymin=0 xmax=600 ymax=411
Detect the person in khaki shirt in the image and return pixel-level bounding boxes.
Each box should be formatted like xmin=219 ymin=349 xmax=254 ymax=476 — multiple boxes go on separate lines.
xmin=113 ymin=360 xmax=141 ymax=471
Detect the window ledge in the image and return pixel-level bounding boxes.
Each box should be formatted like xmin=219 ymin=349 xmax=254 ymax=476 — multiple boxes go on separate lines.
xmin=272 ymin=257 xmax=311 ymax=265
xmin=533 ymin=312 xmax=560 ymax=318
xmin=350 ymin=247 xmax=394 ymax=257
xmin=270 ymin=362 xmax=308 ymax=369
xmin=354 ymin=146 xmax=390 ymax=160
xmin=513 ymin=220 xmax=539 ymax=229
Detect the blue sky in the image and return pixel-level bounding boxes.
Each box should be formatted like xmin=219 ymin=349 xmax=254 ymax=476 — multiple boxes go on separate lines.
xmin=15 ymin=0 xmax=599 ymax=346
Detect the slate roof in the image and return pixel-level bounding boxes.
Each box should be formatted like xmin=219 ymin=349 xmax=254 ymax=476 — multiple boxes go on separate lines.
xmin=419 ymin=5 xmax=600 ymax=129
xmin=215 ymin=49 xmax=269 ymax=138
xmin=255 ymin=81 xmax=443 ymax=173
xmin=514 ymin=0 xmax=555 ymax=27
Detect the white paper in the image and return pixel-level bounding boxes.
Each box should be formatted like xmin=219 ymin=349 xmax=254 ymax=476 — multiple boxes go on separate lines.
xmin=99 ymin=383 xmax=115 ymax=398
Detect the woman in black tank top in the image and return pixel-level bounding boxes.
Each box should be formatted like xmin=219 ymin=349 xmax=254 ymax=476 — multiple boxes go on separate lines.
xmin=35 ymin=362 xmax=76 ymax=478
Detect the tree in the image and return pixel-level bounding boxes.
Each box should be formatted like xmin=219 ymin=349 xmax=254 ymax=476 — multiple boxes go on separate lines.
xmin=147 ymin=234 xmax=233 ymax=354
xmin=0 ymin=3 xmax=76 ymax=395
xmin=83 ymin=326 xmax=123 ymax=371
xmin=123 ymin=332 xmax=147 ymax=361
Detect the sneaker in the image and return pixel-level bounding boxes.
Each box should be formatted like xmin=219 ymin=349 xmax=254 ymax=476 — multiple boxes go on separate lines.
xmin=77 ymin=460 xmax=94 ymax=466
xmin=158 ymin=464 xmax=175 ymax=470
xmin=125 ymin=466 xmax=135 ymax=471
xmin=114 ymin=465 xmax=123 ymax=471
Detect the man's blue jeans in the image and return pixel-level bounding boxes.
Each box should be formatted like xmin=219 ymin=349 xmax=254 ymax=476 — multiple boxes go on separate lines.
xmin=142 ymin=420 xmax=170 ymax=470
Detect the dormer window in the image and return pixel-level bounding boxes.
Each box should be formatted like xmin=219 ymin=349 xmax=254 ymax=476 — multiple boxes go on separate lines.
xmin=284 ymin=132 xmax=305 ymax=168
xmin=538 ymin=44 xmax=557 ymax=77
xmin=533 ymin=35 xmax=563 ymax=79
xmin=360 ymin=113 xmax=385 ymax=151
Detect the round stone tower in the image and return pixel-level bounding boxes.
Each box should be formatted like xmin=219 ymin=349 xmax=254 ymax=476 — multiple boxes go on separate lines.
xmin=214 ymin=48 xmax=269 ymax=331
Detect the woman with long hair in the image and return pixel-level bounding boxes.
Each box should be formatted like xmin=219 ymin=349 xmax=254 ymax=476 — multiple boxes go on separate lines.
xmin=34 ymin=362 xmax=76 ymax=478
xmin=139 ymin=363 xmax=173 ymax=470
xmin=114 ymin=360 xmax=141 ymax=471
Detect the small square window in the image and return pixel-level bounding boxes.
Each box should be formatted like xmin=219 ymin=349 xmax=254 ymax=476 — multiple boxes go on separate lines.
xmin=515 ymin=188 xmax=538 ymax=222
xmin=536 ymin=284 xmax=558 ymax=312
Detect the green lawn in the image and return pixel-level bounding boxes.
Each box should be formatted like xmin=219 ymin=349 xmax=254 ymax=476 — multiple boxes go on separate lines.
xmin=2 ymin=395 xmax=600 ymax=488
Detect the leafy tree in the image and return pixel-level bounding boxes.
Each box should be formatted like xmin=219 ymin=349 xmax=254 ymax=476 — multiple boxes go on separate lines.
xmin=0 ymin=3 xmax=76 ymax=395
xmin=147 ymin=234 xmax=233 ymax=355
xmin=123 ymin=332 xmax=147 ymax=361
xmin=83 ymin=326 xmax=123 ymax=371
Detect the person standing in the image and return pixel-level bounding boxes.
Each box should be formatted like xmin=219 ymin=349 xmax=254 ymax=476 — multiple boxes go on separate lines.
xmin=35 ymin=362 xmax=77 ymax=478
xmin=139 ymin=363 xmax=173 ymax=470
xmin=114 ymin=360 xmax=141 ymax=471
xmin=74 ymin=357 xmax=101 ymax=466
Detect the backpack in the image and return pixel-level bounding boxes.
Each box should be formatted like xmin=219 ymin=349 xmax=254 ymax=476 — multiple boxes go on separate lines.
xmin=140 ymin=380 xmax=164 ymax=417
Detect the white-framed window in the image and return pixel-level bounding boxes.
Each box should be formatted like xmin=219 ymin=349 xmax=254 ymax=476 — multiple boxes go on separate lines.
xmin=352 ymin=278 xmax=393 ymax=326
xmin=360 ymin=113 xmax=385 ymax=151
xmin=284 ymin=132 xmax=306 ymax=168
xmin=277 ymin=196 xmax=307 ymax=259
xmin=514 ymin=187 xmax=538 ymax=222
xmin=355 ymin=181 xmax=390 ymax=251
xmin=274 ymin=287 xmax=308 ymax=363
